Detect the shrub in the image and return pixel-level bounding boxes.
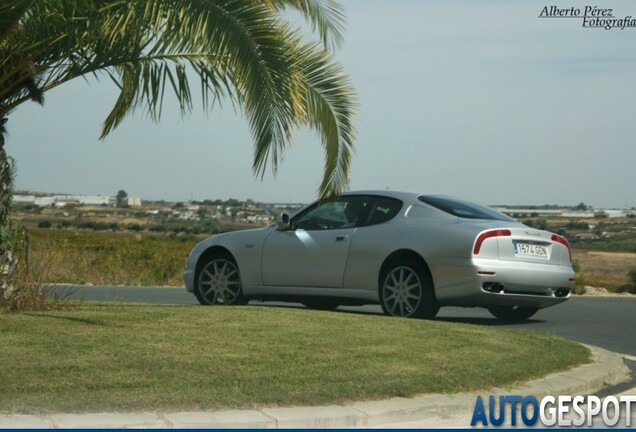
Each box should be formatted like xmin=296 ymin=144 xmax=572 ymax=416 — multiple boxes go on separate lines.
xmin=616 ymin=284 xmax=636 ymax=294
xmin=566 ymin=221 xmax=589 ymax=230
xmin=572 ymin=285 xmax=586 ymax=295
xmin=78 ymin=221 xmax=96 ymax=230
xmin=615 ymin=269 xmax=636 ymax=294
xmin=37 ymin=220 xmax=52 ymax=228
xmin=92 ymin=222 xmax=109 ymax=231
xmin=1 ymin=231 xmax=74 ymax=312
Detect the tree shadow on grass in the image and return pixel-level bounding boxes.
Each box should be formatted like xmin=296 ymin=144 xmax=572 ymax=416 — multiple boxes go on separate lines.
xmin=22 ymin=312 xmax=117 ymax=327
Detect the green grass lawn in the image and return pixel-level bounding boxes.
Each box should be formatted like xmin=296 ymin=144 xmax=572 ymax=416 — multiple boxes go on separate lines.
xmin=0 ymin=303 xmax=589 ymax=414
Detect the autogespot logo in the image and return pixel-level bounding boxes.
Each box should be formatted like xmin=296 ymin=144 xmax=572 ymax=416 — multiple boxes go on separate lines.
xmin=470 ymin=395 xmax=636 ymax=427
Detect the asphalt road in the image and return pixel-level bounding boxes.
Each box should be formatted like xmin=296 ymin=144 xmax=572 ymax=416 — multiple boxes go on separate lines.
xmin=65 ymin=285 xmax=636 ymax=356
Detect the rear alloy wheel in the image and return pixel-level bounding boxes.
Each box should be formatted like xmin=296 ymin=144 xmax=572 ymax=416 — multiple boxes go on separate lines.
xmin=195 ymin=254 xmax=247 ymax=305
xmin=380 ymin=259 xmax=439 ymax=319
xmin=488 ymin=306 xmax=538 ymax=321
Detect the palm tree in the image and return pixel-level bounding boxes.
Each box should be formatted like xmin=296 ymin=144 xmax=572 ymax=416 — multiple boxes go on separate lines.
xmin=0 ymin=0 xmax=356 ymax=291
xmin=1 ymin=0 xmax=355 ymax=196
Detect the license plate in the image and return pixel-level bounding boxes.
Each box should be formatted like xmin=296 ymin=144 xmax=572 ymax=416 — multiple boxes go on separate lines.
xmin=513 ymin=242 xmax=548 ymax=258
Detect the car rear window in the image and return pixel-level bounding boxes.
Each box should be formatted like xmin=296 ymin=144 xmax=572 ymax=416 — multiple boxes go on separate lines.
xmin=418 ymin=195 xmax=514 ymax=222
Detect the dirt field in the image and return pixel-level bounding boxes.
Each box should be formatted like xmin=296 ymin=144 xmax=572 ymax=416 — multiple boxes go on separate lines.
xmin=572 ymin=250 xmax=636 ymax=290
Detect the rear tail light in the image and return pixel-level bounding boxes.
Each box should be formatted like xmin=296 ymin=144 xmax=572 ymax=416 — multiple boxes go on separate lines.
xmin=551 ymin=234 xmax=572 ymax=262
xmin=473 ymin=229 xmax=511 ymax=255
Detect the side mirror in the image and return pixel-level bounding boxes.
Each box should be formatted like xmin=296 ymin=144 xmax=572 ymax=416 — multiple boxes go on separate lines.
xmin=276 ymin=212 xmax=291 ymax=231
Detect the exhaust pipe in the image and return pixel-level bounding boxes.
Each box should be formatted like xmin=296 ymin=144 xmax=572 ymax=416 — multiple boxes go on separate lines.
xmin=483 ymin=282 xmax=504 ymax=293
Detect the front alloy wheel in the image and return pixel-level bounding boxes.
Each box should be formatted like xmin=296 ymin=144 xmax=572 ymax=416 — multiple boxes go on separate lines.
xmin=380 ymin=260 xmax=438 ymax=319
xmin=195 ymin=254 xmax=246 ymax=305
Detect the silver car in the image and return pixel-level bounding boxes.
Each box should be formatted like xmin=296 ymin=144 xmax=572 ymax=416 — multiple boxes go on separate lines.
xmin=183 ymin=191 xmax=575 ymax=321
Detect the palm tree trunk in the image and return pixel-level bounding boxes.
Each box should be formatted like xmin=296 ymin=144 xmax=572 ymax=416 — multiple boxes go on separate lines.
xmin=0 ymin=117 xmax=16 ymax=294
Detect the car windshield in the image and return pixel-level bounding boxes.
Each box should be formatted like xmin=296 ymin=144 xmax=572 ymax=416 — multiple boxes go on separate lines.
xmin=418 ymin=195 xmax=514 ymax=222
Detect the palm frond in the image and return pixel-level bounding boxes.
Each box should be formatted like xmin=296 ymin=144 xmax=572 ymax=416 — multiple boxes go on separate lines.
xmin=0 ymin=0 xmax=357 ymax=198
xmin=265 ymin=0 xmax=347 ymax=50
xmin=294 ymin=42 xmax=356 ymax=200
xmin=0 ymin=0 xmax=36 ymax=44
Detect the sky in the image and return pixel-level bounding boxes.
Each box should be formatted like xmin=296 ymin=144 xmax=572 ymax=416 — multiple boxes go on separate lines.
xmin=5 ymin=0 xmax=636 ymax=208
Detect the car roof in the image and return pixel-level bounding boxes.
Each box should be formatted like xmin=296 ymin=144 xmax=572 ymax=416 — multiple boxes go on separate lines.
xmin=340 ymin=190 xmax=424 ymax=202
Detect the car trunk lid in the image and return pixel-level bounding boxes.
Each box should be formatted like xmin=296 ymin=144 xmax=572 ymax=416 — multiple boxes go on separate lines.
xmin=496 ymin=227 xmax=571 ymax=266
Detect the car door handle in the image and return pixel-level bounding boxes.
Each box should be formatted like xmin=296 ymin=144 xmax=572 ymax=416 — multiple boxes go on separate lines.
xmin=335 ymin=235 xmax=348 ymax=242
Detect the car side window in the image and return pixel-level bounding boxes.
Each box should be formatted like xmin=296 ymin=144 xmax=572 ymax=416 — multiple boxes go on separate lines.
xmin=360 ymin=197 xmax=403 ymax=226
xmin=293 ymin=197 xmax=371 ymax=230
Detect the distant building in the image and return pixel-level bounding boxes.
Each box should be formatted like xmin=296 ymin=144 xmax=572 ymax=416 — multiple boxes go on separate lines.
xmin=13 ymin=194 xmax=114 ymax=207
xmin=53 ymin=198 xmax=78 ymax=207
xmin=562 ymin=211 xmax=595 ymax=218
xmin=127 ymin=196 xmax=142 ymax=207
xmin=178 ymin=211 xmax=195 ymax=220
xmin=594 ymin=210 xmax=626 ymax=219
xmin=14 ymin=195 xmax=35 ymax=204
xmin=34 ymin=197 xmax=56 ymax=207
xmin=79 ymin=195 xmax=115 ymax=206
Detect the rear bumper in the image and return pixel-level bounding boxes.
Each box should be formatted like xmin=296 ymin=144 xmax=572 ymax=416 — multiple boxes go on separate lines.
xmin=469 ymin=289 xmax=570 ymax=309
xmin=433 ymin=257 xmax=575 ymax=309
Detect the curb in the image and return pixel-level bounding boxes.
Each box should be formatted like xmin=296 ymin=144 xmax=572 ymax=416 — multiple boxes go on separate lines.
xmin=0 ymin=345 xmax=631 ymax=429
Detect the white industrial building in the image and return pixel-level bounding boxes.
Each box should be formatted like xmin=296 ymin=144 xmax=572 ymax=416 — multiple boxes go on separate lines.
xmin=13 ymin=194 xmax=116 ymax=207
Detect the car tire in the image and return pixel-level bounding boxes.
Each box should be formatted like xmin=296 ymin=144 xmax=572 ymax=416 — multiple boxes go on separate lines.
xmin=302 ymin=300 xmax=340 ymax=311
xmin=195 ymin=253 xmax=247 ymax=306
xmin=379 ymin=258 xmax=439 ymax=319
xmin=487 ymin=306 xmax=538 ymax=321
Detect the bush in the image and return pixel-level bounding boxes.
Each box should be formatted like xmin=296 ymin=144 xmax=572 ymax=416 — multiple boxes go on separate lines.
xmin=92 ymin=222 xmax=109 ymax=231
xmin=127 ymin=223 xmax=143 ymax=232
xmin=616 ymin=269 xmax=636 ymax=294
xmin=617 ymin=284 xmax=636 ymax=294
xmin=77 ymin=221 xmax=96 ymax=230
xmin=1 ymin=157 xmax=71 ymax=312
xmin=522 ymin=219 xmax=549 ymax=230
xmin=573 ymin=285 xmax=586 ymax=295
xmin=566 ymin=221 xmax=589 ymax=230
xmin=1 ymin=229 xmax=73 ymax=312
